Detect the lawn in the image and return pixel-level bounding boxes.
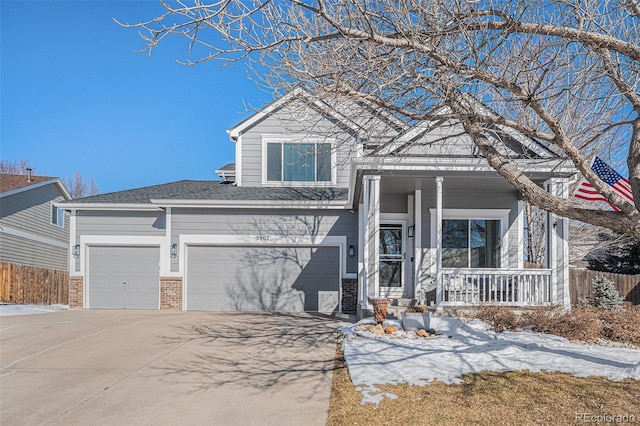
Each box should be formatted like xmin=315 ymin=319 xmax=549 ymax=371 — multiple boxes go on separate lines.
xmin=328 ymin=307 xmax=640 ymax=425
xmin=327 ymin=345 xmax=640 ymax=425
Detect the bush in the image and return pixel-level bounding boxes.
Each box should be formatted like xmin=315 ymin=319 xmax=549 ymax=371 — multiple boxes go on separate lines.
xmin=472 ymin=306 xmax=640 ymax=346
xmin=474 ymin=305 xmax=519 ymax=333
xmin=591 ymin=276 xmax=624 ymax=310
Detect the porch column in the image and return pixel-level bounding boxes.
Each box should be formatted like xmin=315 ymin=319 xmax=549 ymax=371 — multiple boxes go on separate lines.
xmin=358 ymin=202 xmax=365 ymax=311
xmin=413 ymin=190 xmax=422 ymax=300
xmin=362 ymin=175 xmax=381 ymax=307
xmin=545 ymin=178 xmax=571 ymax=309
xmin=435 ymin=176 xmax=444 ymax=306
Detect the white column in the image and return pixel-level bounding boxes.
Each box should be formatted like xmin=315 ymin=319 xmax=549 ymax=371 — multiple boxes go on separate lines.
xmin=546 ymin=178 xmax=570 ymax=309
xmin=358 ymin=202 xmax=366 ymax=311
xmin=413 ymin=190 xmax=422 ymax=300
xmin=362 ymin=179 xmax=370 ymax=310
xmin=165 ymin=207 xmax=172 ymax=276
xmin=435 ymin=177 xmax=443 ymax=306
xmin=369 ymin=176 xmax=381 ymax=301
xmin=517 ymin=200 xmax=525 ymax=269
xmin=69 ymin=209 xmax=77 ymax=273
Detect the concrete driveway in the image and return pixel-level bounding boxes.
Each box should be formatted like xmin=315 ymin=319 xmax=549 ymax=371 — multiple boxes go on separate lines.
xmin=0 ymin=310 xmax=342 ymax=425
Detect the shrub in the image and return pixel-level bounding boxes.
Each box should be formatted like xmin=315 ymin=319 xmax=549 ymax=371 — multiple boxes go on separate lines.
xmin=472 ymin=306 xmax=640 ymax=346
xmin=591 ymin=276 xmax=624 ymax=310
xmin=474 ymin=305 xmax=519 ymax=332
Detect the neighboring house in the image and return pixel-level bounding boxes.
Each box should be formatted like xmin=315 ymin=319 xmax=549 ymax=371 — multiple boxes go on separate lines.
xmin=61 ymin=90 xmax=574 ymax=315
xmin=0 ymin=171 xmax=71 ymax=270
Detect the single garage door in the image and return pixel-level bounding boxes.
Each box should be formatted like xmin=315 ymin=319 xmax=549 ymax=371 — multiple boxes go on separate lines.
xmin=88 ymin=246 xmax=160 ymax=309
xmin=187 ymin=245 xmax=339 ymax=312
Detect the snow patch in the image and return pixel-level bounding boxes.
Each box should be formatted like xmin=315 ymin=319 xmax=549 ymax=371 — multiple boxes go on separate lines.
xmin=0 ymin=304 xmax=69 ymax=316
xmin=342 ymin=317 xmax=640 ymax=404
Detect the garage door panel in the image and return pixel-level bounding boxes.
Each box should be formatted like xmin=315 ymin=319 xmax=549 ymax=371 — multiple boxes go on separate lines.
xmin=88 ymin=246 xmax=160 ymax=310
xmin=187 ymin=246 xmax=339 ymax=312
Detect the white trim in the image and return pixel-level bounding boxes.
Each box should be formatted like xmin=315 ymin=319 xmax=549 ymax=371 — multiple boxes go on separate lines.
xmin=79 ymin=236 xmax=165 ymax=309
xmin=414 ymin=189 xmax=422 ymax=299
xmin=227 ymin=88 xmax=362 ymax=140
xmin=50 ymin=202 xmax=64 ymax=228
xmin=379 ymin=216 xmax=408 ymax=298
xmin=69 ymin=210 xmax=77 ymax=273
xmin=235 ymin=135 xmax=243 ymax=186
xmin=179 ymin=234 xmax=347 ymax=312
xmin=0 ymin=178 xmax=71 ymax=200
xmin=261 ymin=136 xmax=338 ymax=186
xmin=165 ymin=207 xmax=173 ymax=273
xmin=0 ymin=225 xmax=67 ymax=249
xmin=59 ymin=203 xmax=163 ymax=211
xmin=429 ymin=208 xmax=510 ymax=270
xmin=435 ymin=177 xmax=443 ymax=305
xmin=517 ymin=200 xmax=524 ymax=269
xmin=150 ymin=199 xmax=349 ymax=209
xmin=358 ymin=203 xmax=365 ymax=311
xmin=78 ymin=235 xmax=167 ymax=277
xmin=356 ymin=157 xmax=575 ymax=174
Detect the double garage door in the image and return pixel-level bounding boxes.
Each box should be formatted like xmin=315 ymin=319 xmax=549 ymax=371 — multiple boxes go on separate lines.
xmin=187 ymin=246 xmax=340 ymax=312
xmin=86 ymin=245 xmax=340 ymax=312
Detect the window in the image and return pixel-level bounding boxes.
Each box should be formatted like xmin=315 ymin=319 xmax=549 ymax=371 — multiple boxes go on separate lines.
xmin=266 ymin=141 xmax=332 ymax=182
xmin=442 ymin=219 xmax=501 ymax=268
xmin=51 ymin=204 xmax=64 ymax=228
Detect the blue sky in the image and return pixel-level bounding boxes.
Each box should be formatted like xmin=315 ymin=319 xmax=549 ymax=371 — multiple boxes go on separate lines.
xmin=1 ymin=0 xmax=265 ymax=194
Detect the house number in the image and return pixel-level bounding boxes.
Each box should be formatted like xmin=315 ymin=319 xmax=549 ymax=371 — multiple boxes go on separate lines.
xmin=256 ymin=236 xmax=270 ymax=241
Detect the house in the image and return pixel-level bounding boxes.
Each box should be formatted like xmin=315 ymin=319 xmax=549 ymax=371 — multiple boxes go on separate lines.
xmin=0 ymin=170 xmax=71 ymax=270
xmin=60 ymin=91 xmax=575 ymax=315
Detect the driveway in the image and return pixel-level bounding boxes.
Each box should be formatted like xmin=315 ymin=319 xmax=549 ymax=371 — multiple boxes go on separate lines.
xmin=0 ymin=310 xmax=342 ymax=425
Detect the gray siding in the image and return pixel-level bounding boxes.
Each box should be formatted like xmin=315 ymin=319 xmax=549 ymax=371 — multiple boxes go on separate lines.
xmin=0 ymin=233 xmax=68 ymax=270
xmin=76 ymin=211 xmax=166 ymax=237
xmin=75 ymin=211 xmax=166 ymax=272
xmin=0 ymin=183 xmax=69 ymax=270
xmin=238 ymin=101 xmax=354 ymax=188
xmin=172 ymin=208 xmax=357 ymax=273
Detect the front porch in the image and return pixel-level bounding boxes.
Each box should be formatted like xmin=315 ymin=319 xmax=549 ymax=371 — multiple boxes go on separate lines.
xmin=356 ymin=174 xmax=570 ymax=317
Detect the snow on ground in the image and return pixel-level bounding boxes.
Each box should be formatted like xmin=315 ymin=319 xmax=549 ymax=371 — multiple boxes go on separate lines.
xmin=0 ymin=304 xmax=69 ymax=316
xmin=342 ymin=316 xmax=640 ymax=405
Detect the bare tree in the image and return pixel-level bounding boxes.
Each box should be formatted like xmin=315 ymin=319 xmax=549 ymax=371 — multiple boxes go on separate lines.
xmin=120 ymin=0 xmax=640 ymax=237
xmin=0 ymin=159 xmax=36 ymax=175
xmin=65 ymin=171 xmax=100 ymax=199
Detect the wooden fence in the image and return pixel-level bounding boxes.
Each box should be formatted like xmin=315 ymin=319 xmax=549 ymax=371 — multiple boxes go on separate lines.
xmin=569 ymin=268 xmax=640 ymax=308
xmin=0 ymin=262 xmax=68 ymax=305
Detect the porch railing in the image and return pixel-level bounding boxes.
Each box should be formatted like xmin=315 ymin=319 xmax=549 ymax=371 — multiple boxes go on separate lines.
xmin=441 ymin=268 xmax=552 ymax=305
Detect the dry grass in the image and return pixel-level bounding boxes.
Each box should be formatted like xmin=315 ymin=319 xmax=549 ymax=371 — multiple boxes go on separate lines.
xmin=473 ymin=306 xmax=640 ymax=346
xmin=327 ymin=344 xmax=640 ymax=426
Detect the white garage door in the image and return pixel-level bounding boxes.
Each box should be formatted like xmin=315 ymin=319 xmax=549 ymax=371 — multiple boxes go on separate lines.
xmin=88 ymin=246 xmax=160 ymax=309
xmin=186 ymin=245 xmax=340 ymax=312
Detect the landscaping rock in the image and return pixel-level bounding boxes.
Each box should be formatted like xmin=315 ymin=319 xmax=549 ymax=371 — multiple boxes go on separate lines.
xmin=371 ymin=324 xmax=385 ymax=335
xmin=416 ymin=329 xmax=430 ymax=338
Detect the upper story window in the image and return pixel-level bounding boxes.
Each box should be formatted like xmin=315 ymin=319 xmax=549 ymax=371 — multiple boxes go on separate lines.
xmin=51 ymin=204 xmax=64 ymax=228
xmin=265 ymin=140 xmax=333 ymax=183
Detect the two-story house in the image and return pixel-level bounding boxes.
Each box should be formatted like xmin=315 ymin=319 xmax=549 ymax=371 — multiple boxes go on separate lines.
xmin=61 ymin=90 xmax=574 ymax=315
xmin=1 ymin=170 xmax=71 ymax=271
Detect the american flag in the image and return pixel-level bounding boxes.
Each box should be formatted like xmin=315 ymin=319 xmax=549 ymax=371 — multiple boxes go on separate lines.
xmin=574 ymin=157 xmax=634 ymax=211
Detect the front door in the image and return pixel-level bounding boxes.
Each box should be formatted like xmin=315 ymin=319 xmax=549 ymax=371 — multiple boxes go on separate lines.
xmin=379 ymin=223 xmax=404 ymax=297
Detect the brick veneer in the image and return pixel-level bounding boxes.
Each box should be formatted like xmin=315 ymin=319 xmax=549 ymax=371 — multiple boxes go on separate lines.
xmin=69 ymin=276 xmax=84 ymax=309
xmin=160 ymin=277 xmax=183 ymax=310
xmin=341 ymin=278 xmax=358 ymax=314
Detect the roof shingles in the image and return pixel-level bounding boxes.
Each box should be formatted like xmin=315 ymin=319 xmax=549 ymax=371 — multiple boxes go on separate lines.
xmin=61 ymin=180 xmax=347 ymax=204
xmin=0 ymin=174 xmax=56 ymax=193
